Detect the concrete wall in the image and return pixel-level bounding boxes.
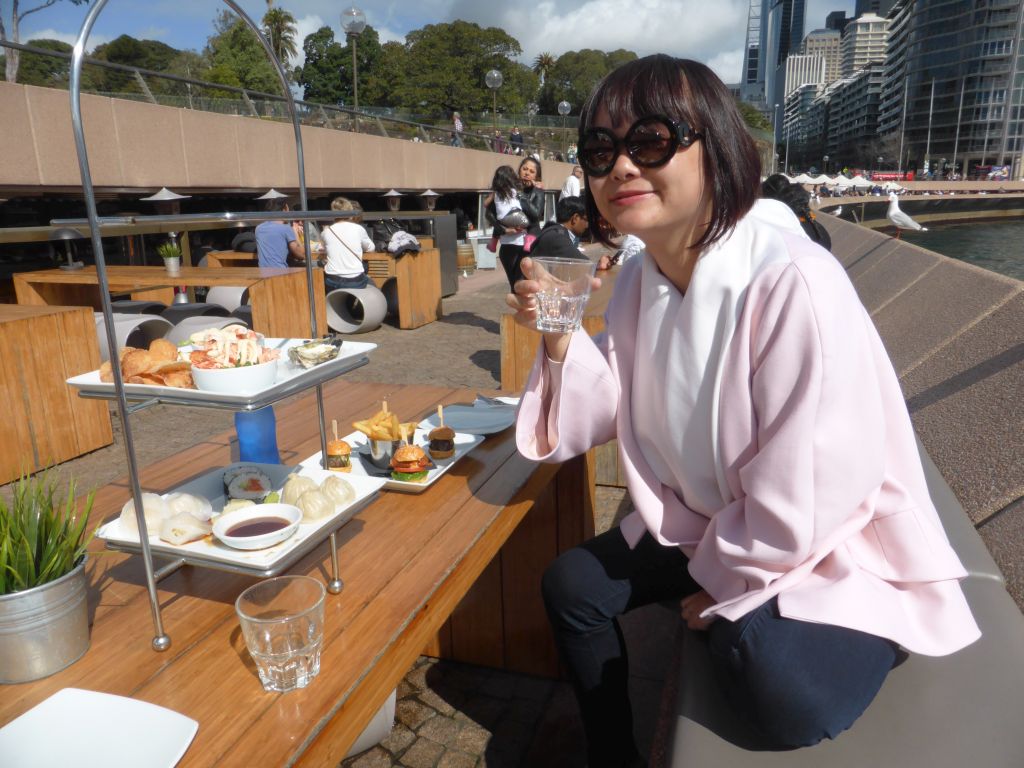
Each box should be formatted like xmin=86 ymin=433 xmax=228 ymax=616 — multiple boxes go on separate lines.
xmin=821 ymin=214 xmax=1024 ymax=599
xmin=0 ymin=81 xmax=576 ymax=194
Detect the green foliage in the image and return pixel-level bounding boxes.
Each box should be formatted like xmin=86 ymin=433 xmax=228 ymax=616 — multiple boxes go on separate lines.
xmin=156 ymin=241 xmax=182 ymax=260
xmin=361 ymin=40 xmax=407 ymax=109
xmin=537 ymin=48 xmax=637 ymax=114
xmin=262 ymin=6 xmax=298 ymax=64
xmin=89 ymin=34 xmax=180 ymax=93
xmin=294 ymin=26 xmax=345 ymax=104
xmin=0 ymin=473 xmax=95 ymax=595
xmin=394 ymin=21 xmax=529 ymax=118
xmin=1 ymin=0 xmax=88 ymax=82
xmin=203 ymin=10 xmax=281 ymax=94
xmin=736 ymin=100 xmax=772 ymax=132
xmin=16 ymin=39 xmax=72 ymax=88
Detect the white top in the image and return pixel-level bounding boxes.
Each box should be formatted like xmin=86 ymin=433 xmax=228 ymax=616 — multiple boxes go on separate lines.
xmin=495 ymin=192 xmax=525 ymax=246
xmin=323 ymin=221 xmax=374 ymax=277
xmin=617 ymin=234 xmax=645 ymax=262
xmin=630 ymin=199 xmax=807 ymax=514
xmin=559 ymin=174 xmax=581 ymax=200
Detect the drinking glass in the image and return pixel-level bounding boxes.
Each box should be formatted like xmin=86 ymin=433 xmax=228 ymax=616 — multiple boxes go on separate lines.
xmin=531 ymin=257 xmax=597 ymax=333
xmin=236 ymin=575 xmax=326 ymax=693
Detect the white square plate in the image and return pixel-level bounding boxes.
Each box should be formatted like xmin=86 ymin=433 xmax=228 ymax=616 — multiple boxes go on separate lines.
xmin=301 ymin=429 xmax=484 ymax=493
xmin=0 ymin=688 xmax=197 ymax=768
xmin=416 ymin=397 xmax=519 ymax=435
xmin=97 ymin=463 xmax=384 ymax=572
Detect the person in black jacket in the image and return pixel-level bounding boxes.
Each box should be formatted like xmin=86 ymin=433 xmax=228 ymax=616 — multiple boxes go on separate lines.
xmin=516 ymin=157 xmax=546 ymax=236
xmin=760 ymin=174 xmax=832 ymax=250
xmin=529 ymin=197 xmax=590 ymax=260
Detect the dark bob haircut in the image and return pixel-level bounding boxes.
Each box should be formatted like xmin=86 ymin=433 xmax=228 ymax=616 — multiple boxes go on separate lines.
xmin=578 ymin=54 xmax=761 ymax=249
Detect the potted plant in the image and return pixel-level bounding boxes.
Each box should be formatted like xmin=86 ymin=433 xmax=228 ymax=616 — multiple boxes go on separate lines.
xmin=0 ymin=472 xmax=96 ymax=684
xmin=157 ymin=240 xmax=182 ymax=275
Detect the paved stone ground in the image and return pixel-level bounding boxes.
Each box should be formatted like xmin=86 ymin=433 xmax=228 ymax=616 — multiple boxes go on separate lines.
xmin=3 ymin=267 xmax=675 ymax=768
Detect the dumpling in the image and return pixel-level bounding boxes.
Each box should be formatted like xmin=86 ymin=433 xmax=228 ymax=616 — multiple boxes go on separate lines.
xmin=159 ymin=512 xmax=212 ymax=545
xmin=222 ymin=498 xmax=256 ymax=514
xmin=320 ymin=475 xmax=355 ymax=506
xmin=296 ymin=489 xmax=333 ymax=521
xmin=165 ymin=492 xmax=213 ymax=521
xmin=119 ymin=493 xmax=170 ymax=537
xmin=282 ymin=475 xmax=317 ymax=507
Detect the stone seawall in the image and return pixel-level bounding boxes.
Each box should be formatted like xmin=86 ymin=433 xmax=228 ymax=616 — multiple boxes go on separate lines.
xmin=821 ymin=214 xmax=1024 ymax=601
xmin=820 ymin=194 xmax=1024 ymax=228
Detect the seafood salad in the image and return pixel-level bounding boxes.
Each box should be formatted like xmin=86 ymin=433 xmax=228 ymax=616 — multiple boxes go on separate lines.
xmin=188 ymin=324 xmax=280 ymax=369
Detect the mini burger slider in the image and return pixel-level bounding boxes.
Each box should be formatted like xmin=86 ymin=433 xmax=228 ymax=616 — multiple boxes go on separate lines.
xmin=390 ymin=444 xmax=431 ymax=483
xmin=326 ymin=439 xmax=351 ymax=472
xmin=428 ymin=425 xmax=455 ymax=459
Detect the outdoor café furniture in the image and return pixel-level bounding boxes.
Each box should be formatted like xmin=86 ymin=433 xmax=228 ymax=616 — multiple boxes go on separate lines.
xmin=12 ymin=265 xmax=327 ymax=339
xmin=93 ymin=312 xmax=173 ymax=362
xmin=205 ymin=250 xmax=259 ymax=268
xmin=0 ymin=304 xmax=112 ymax=484
xmin=0 ymin=381 xmax=594 ymax=765
xmin=363 ymin=248 xmax=442 ymax=329
xmin=325 ymin=285 xmax=387 ymax=334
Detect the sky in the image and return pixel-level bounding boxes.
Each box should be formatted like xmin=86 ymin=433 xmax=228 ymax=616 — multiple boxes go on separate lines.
xmin=21 ymin=0 xmax=855 ymax=85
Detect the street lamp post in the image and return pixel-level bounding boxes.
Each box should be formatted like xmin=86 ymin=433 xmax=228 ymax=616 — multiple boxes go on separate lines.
xmin=770 ymin=103 xmax=779 ymax=173
xmin=341 ymin=6 xmax=366 ymax=133
xmin=823 ymin=154 xmax=829 ymax=174
xmin=557 ymin=100 xmax=571 ymax=157
xmin=485 ymin=69 xmax=503 ymax=137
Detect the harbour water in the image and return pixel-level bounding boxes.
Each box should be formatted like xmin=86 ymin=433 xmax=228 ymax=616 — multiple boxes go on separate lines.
xmin=904 ymin=218 xmax=1024 ymax=281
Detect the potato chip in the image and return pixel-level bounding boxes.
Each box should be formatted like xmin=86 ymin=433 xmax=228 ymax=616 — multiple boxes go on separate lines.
xmin=161 ymin=369 xmax=195 ymax=389
xmin=99 ymin=360 xmax=113 ymax=383
xmin=148 ymin=338 xmax=178 ymax=362
xmin=122 ymin=349 xmax=156 ymax=379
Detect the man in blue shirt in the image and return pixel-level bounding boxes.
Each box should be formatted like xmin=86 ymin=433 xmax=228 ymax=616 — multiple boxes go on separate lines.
xmin=254 ymin=199 xmax=304 ymax=268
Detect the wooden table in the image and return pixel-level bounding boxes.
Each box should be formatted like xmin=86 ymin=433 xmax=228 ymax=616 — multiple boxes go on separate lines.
xmin=12 ymin=266 xmax=328 ymax=340
xmin=205 ymin=250 xmax=259 ymax=268
xmin=363 ymin=249 xmax=442 ymax=329
xmin=0 ymin=382 xmax=594 ymax=766
xmin=0 ymin=305 xmax=112 ymax=483
xmin=500 ymin=266 xmax=625 ymax=487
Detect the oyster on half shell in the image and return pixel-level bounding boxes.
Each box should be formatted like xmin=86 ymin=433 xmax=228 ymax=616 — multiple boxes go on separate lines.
xmin=287 ymin=337 xmax=344 ymax=369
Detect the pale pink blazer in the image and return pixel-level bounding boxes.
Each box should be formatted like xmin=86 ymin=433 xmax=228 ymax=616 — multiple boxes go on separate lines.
xmin=516 ymin=231 xmax=980 ymax=656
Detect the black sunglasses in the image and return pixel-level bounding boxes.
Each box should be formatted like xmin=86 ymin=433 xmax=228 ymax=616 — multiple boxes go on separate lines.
xmin=578 ymin=115 xmax=703 ymax=177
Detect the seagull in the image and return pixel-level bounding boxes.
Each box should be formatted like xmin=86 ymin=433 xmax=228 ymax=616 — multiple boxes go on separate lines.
xmin=887 ymin=192 xmax=928 ymax=239
xmin=833 ymin=205 xmax=842 ymax=217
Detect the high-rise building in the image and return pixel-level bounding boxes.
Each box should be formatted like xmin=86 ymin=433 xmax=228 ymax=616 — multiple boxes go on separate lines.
xmin=876 ymin=0 xmax=912 ymax=140
xmin=840 ymin=13 xmax=890 ymax=77
xmin=826 ymin=11 xmax=850 ymax=34
xmin=801 ymin=28 xmax=842 ymax=84
xmin=877 ymin=0 xmax=1024 ymax=177
xmin=742 ymin=0 xmax=808 ymax=90
xmin=827 ymin=63 xmax=886 ymax=161
xmin=784 ymin=54 xmax=827 ymax=96
xmin=855 ymin=0 xmax=897 ymax=18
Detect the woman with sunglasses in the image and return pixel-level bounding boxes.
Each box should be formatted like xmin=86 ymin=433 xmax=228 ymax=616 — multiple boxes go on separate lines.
xmin=508 ymin=55 xmax=977 ymax=768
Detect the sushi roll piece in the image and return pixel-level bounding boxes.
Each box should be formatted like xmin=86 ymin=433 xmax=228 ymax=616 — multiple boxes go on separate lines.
xmin=226 ymin=469 xmax=273 ymax=502
xmin=223 ymin=464 xmax=263 ymax=494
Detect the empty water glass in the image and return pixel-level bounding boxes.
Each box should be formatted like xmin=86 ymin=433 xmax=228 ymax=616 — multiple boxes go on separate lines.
xmin=531 ymin=257 xmax=597 ymax=333
xmin=236 ymin=575 xmax=326 ymax=693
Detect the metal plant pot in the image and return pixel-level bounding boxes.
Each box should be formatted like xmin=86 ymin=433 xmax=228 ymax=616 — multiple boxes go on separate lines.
xmin=164 ymin=256 xmax=181 ymax=275
xmin=0 ymin=558 xmax=90 ymax=684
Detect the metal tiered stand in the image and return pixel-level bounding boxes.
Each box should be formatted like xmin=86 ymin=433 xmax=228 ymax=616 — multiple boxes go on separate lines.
xmin=68 ymin=0 xmax=360 ymax=652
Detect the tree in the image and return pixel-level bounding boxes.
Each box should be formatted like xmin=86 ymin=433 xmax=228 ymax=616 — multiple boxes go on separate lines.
xmin=537 ymin=49 xmax=636 ymax=115
xmin=395 ymin=21 xmax=526 ymax=118
xmin=0 ymin=0 xmax=89 ymax=82
xmin=294 ymin=25 xmax=345 ymax=104
xmin=262 ymin=4 xmax=298 ymax=66
xmin=336 ymin=24 xmax=384 ymax=108
xmin=532 ymin=52 xmax=555 ymax=88
xmin=361 ymin=40 xmax=407 ymax=109
xmin=736 ymin=100 xmax=772 ymax=132
xmin=14 ymin=37 xmax=71 ymax=87
xmin=89 ymin=34 xmax=180 ymax=94
xmin=203 ymin=10 xmax=280 ymax=94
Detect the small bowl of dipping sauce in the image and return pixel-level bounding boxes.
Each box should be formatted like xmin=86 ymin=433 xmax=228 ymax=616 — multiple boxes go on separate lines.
xmin=213 ymin=503 xmax=302 ymax=550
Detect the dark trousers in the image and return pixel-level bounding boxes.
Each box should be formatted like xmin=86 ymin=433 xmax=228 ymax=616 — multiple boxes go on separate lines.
xmin=324 ymin=272 xmax=369 ymax=291
xmin=541 ymin=529 xmax=900 ymax=768
xmin=498 ymin=243 xmax=526 ymax=289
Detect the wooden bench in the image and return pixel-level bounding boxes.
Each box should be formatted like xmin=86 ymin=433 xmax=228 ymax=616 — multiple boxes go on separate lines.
xmin=655 ymin=444 xmax=1024 ymax=767
xmin=362 ymin=248 xmax=442 ymax=329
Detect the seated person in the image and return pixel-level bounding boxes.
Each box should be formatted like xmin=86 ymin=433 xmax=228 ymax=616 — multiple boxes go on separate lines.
xmin=255 ymin=199 xmax=304 ymax=268
xmin=321 ymin=197 xmax=374 ymax=291
xmin=528 ymin=197 xmax=589 ymax=260
xmin=761 ymin=174 xmax=832 ymax=251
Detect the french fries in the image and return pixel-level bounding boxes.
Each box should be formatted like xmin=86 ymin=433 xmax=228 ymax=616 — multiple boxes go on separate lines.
xmin=352 ymin=406 xmax=417 ymax=442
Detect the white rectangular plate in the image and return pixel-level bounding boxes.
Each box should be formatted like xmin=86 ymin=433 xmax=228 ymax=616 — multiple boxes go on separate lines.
xmin=417 ymin=396 xmax=519 ymax=435
xmin=97 ymin=463 xmax=385 ymax=573
xmin=0 ymin=688 xmax=197 ymax=768
xmin=301 ymin=429 xmax=485 ymax=493
xmin=67 ymin=338 xmax=376 ymax=408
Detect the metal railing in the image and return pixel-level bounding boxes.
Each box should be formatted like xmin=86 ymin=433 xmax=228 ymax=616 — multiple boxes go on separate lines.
xmin=1 ymin=39 xmax=577 ymax=159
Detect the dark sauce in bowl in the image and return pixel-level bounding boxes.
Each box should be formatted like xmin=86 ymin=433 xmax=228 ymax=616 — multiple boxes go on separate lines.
xmin=226 ymin=517 xmax=291 ymax=537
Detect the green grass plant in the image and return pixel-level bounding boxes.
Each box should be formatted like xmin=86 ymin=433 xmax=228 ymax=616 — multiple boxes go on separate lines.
xmin=156 ymin=241 xmax=182 ymax=261
xmin=0 ymin=473 xmax=95 ymax=596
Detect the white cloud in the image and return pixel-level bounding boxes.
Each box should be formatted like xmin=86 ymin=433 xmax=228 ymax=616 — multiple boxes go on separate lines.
xmin=291 ymin=14 xmax=326 ymax=67
xmin=135 ymin=26 xmax=171 ymax=42
xmin=22 ymin=28 xmax=111 ymax=52
xmin=707 ymin=49 xmax=745 ymax=84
